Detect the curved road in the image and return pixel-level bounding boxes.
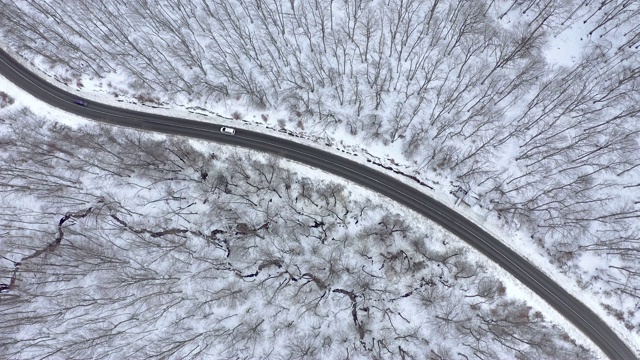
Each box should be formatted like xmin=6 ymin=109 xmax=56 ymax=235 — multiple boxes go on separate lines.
xmin=0 ymin=48 xmax=635 ymax=360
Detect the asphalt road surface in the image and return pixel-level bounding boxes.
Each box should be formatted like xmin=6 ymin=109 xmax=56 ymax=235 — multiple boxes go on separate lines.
xmin=0 ymin=48 xmax=636 ymax=360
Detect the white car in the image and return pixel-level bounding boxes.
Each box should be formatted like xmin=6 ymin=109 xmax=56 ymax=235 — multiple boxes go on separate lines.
xmin=220 ymin=127 xmax=236 ymax=135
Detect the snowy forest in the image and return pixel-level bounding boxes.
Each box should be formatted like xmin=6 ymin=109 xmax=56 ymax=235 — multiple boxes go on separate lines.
xmin=0 ymin=105 xmax=593 ymax=358
xmin=1 ymin=0 xmax=640 ymax=357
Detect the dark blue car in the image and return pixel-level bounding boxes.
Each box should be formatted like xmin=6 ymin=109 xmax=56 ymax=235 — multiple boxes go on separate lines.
xmin=74 ymin=99 xmax=87 ymax=106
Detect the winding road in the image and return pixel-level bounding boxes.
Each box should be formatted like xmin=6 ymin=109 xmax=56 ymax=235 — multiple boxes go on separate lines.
xmin=0 ymin=48 xmax=635 ymax=360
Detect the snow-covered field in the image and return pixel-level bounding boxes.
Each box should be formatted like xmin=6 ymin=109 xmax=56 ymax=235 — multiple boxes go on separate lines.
xmin=2 ymin=0 xmax=640 ymax=357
